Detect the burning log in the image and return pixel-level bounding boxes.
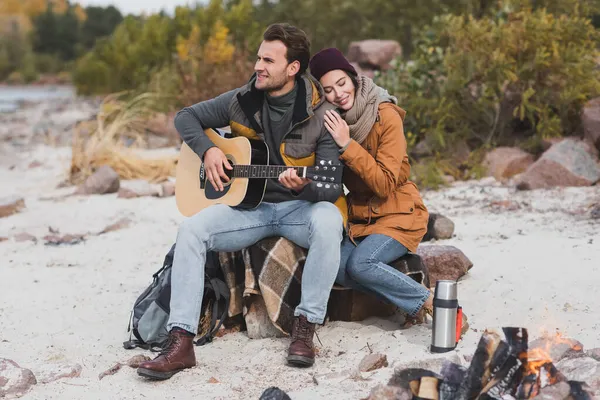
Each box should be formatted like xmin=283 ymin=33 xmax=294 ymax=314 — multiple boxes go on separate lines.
xmin=454 ymin=330 xmax=504 ymax=399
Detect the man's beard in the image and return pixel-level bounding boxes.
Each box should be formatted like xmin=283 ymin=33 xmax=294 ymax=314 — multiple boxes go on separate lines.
xmin=259 ymin=74 xmax=290 ymax=93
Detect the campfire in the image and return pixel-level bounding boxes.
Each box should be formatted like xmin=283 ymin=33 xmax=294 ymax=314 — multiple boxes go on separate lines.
xmin=378 ymin=327 xmax=594 ymax=400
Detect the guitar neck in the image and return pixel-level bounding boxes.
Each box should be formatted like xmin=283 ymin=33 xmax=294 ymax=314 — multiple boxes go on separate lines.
xmin=232 ymin=165 xmax=307 ymax=179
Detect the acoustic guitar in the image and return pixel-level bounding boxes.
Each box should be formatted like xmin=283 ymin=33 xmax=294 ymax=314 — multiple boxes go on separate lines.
xmin=175 ymin=128 xmax=342 ymax=217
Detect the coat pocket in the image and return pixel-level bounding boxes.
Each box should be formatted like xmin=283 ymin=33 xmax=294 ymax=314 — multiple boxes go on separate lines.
xmin=370 ymin=192 xmax=416 ymax=230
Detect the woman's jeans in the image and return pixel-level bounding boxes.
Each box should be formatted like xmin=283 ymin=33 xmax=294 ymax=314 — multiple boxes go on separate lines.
xmin=337 ymin=234 xmax=429 ymax=316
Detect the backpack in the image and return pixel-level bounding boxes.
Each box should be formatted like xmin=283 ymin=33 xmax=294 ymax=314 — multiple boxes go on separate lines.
xmin=123 ymin=243 xmax=230 ymax=351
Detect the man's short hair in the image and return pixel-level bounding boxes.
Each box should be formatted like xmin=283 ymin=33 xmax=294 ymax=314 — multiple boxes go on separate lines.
xmin=263 ymin=23 xmax=311 ymax=75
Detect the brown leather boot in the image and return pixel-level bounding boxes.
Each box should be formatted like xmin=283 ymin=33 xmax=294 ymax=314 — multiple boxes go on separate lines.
xmin=137 ymin=329 xmax=196 ymax=380
xmin=287 ymin=315 xmax=316 ymax=367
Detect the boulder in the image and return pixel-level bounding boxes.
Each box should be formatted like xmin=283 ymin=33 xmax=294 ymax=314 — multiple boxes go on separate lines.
xmin=516 ymin=139 xmax=600 ymax=190
xmin=422 ymin=213 xmax=455 ymax=241
xmin=583 ymin=97 xmax=600 ymax=153
xmin=483 ymin=147 xmax=534 ymax=180
xmin=76 ymin=165 xmax=120 ymax=195
xmin=0 ymin=196 xmax=25 ymax=218
xmin=416 ymin=245 xmax=473 ymax=286
xmin=346 ymin=40 xmax=402 ymax=70
xmin=556 ymin=356 xmax=600 ymax=394
xmin=529 ymin=336 xmax=583 ymax=363
xmin=0 ymin=358 xmax=37 ymax=399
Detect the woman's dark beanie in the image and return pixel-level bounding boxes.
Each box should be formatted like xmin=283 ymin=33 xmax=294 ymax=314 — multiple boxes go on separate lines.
xmin=309 ymin=47 xmax=357 ymax=81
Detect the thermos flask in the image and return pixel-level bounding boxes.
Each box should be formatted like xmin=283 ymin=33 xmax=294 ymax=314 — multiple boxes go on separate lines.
xmin=430 ymin=280 xmax=459 ymax=353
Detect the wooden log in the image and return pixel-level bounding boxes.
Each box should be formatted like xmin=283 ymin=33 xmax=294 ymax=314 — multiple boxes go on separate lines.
xmin=455 ymin=330 xmax=503 ymax=399
xmin=326 ymin=287 xmax=397 ymax=322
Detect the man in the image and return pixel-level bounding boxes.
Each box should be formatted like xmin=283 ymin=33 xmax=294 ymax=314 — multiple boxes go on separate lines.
xmin=137 ymin=23 xmax=345 ymax=380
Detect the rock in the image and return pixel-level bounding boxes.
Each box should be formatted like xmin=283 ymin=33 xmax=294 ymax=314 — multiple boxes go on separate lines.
xmin=124 ymin=354 xmax=151 ymax=368
xmin=13 ymin=233 xmax=36 ymax=243
xmin=244 ymin=295 xmax=285 ymax=339
xmin=531 ymin=381 xmax=571 ymax=399
xmin=556 ymin=356 xmax=600 ymax=393
xmin=591 ymin=204 xmax=600 ymax=220
xmin=364 ymin=384 xmax=412 ymax=400
xmin=359 ymin=353 xmax=389 ymax=372
xmin=76 ymin=165 xmax=120 ymax=195
xmin=346 ymin=40 xmax=402 ymax=70
xmin=483 ymin=147 xmax=535 ymax=180
xmin=0 ymin=196 xmax=25 ymax=218
xmin=43 ymin=233 xmax=86 ymax=246
xmin=586 ymin=348 xmax=600 ymax=361
xmin=160 ymin=180 xmax=175 ymax=197
xmin=516 ymin=139 xmax=600 ymax=190
xmin=411 ymin=140 xmax=433 ymax=159
xmin=422 ymin=213 xmax=455 ymax=241
xmin=97 ymin=217 xmax=132 ymax=235
xmin=451 ymin=140 xmax=471 ymax=166
xmin=31 ymin=363 xmax=82 ymax=384
xmin=0 ymin=358 xmax=37 ymax=398
xmin=117 ymin=179 xmax=163 ymax=198
xmin=259 ymin=386 xmax=292 ymax=400
xmin=143 ymin=112 xmax=179 ymax=147
xmin=350 ymin=62 xmax=375 ymax=79
xmin=529 ymin=335 xmax=583 ymax=363
xmin=583 ymin=97 xmax=600 ymax=153
xmin=416 ymin=245 xmax=473 ymax=286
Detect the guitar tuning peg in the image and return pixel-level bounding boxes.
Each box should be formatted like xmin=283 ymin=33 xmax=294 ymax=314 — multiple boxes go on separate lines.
xmin=328 ymin=160 xmax=332 ymax=165
xmin=317 ymin=183 xmax=323 ymax=187
xmin=325 ymin=184 xmax=331 ymax=189
xmin=333 ymin=184 xmax=339 ymax=189
xmin=330 ymin=177 xmax=335 ymax=182
xmin=313 ymin=175 xmax=318 ymax=180
xmin=332 ymin=166 xmax=336 ymax=171
xmin=321 ymin=176 xmax=326 ymax=181
xmin=323 ymin=166 xmax=328 ymax=170
xmin=315 ymin=166 xmax=320 ymax=171
xmin=320 ymin=160 xmax=325 ymax=165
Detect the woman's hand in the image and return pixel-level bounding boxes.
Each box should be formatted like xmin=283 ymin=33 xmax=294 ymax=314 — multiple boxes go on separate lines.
xmin=324 ymin=110 xmax=351 ymax=148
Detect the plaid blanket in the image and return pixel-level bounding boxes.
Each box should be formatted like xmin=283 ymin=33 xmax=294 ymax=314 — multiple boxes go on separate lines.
xmin=216 ymin=237 xmax=429 ymax=335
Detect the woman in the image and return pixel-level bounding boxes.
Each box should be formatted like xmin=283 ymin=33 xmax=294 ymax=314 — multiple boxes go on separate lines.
xmin=309 ymin=48 xmax=432 ymax=326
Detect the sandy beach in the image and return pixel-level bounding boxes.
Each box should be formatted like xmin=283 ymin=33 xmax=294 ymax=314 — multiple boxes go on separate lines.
xmin=1 ymin=97 xmax=599 ymax=399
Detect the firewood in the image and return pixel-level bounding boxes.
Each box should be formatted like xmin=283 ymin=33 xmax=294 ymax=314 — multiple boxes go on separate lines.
xmin=455 ymin=330 xmax=503 ymax=399
xmin=417 ymin=376 xmax=440 ymax=400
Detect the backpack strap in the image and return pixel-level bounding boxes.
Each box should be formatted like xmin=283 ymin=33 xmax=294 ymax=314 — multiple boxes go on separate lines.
xmin=194 ymin=277 xmax=230 ymax=346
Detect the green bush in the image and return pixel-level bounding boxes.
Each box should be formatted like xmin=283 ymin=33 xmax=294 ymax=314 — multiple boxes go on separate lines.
xmin=377 ymin=8 xmax=600 ymax=152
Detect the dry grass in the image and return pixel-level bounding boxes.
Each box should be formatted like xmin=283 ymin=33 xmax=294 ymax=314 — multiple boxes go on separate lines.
xmin=70 ymin=91 xmax=178 ymax=184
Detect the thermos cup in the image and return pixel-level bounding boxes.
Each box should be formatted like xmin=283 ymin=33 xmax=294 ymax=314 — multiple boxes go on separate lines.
xmin=430 ymin=280 xmax=459 ymax=353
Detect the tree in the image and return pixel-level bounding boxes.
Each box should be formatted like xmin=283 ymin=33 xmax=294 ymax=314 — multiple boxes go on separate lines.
xmin=80 ymin=6 xmax=123 ymax=49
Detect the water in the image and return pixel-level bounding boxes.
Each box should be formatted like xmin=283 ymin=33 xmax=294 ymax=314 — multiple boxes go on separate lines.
xmin=0 ymin=85 xmax=76 ymax=113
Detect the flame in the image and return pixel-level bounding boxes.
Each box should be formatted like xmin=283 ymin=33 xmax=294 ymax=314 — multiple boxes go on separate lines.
xmin=524 ymin=332 xmax=579 ymax=386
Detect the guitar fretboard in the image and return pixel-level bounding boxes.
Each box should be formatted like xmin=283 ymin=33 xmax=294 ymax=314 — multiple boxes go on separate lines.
xmin=232 ymin=165 xmax=306 ymax=179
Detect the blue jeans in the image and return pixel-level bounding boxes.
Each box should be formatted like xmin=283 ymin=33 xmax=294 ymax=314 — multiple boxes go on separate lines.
xmin=167 ymin=200 xmax=343 ymax=333
xmin=337 ymin=234 xmax=429 ymax=316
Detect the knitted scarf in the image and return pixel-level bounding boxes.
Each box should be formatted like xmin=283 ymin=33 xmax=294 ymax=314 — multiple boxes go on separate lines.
xmin=342 ymin=76 xmax=397 ymax=144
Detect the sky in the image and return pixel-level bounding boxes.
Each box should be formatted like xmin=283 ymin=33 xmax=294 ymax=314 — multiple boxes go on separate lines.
xmin=76 ymin=0 xmax=202 ymax=16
